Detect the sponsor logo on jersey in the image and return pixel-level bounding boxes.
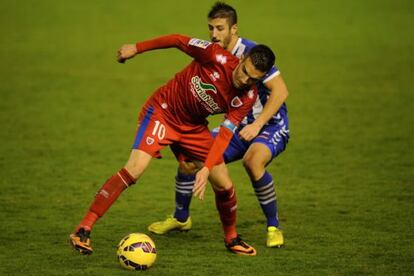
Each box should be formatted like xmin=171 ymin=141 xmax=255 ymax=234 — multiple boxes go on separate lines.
xmin=189 ymin=38 xmax=211 ymax=49
xmin=215 ymin=54 xmax=227 ymax=64
xmin=146 ymin=137 xmax=154 ymax=145
xmin=190 ymin=76 xmax=221 ymax=112
xmin=230 ymin=96 xmax=243 ymax=107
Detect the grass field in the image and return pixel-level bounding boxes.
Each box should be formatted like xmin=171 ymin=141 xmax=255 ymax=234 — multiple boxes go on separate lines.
xmin=1 ymin=0 xmax=413 ymax=274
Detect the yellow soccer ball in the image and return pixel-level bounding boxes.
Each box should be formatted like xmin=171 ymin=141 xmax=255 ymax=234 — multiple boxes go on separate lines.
xmin=117 ymin=233 xmax=157 ymax=270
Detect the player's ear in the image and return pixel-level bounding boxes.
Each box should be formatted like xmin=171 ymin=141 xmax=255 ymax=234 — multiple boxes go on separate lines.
xmin=231 ymin=24 xmax=238 ymax=35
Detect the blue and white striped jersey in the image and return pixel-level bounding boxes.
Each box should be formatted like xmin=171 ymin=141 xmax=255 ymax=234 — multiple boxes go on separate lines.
xmin=231 ymin=37 xmax=288 ymax=127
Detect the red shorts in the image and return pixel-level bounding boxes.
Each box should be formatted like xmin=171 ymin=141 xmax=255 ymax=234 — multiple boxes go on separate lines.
xmin=132 ymin=105 xmax=223 ymax=164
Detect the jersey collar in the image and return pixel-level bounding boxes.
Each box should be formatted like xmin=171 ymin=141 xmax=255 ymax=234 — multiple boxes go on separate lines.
xmin=231 ymin=38 xmax=242 ymax=55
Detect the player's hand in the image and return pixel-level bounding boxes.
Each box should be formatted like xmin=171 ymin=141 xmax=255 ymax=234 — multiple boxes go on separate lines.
xmin=117 ymin=44 xmax=138 ymax=63
xmin=193 ymin=167 xmax=210 ymax=200
xmin=239 ymin=123 xmax=261 ymax=141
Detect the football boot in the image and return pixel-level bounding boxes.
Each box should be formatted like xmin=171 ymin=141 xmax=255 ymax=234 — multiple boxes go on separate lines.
xmin=70 ymin=227 xmax=93 ymax=255
xmin=225 ymin=235 xmax=257 ymax=256
xmin=148 ymin=215 xmax=192 ymax=235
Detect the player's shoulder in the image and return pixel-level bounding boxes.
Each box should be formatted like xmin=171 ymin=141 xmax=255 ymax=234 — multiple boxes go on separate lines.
xmin=188 ymin=37 xmax=213 ymax=49
xmin=231 ymin=37 xmax=257 ymax=58
xmin=188 ymin=37 xmax=237 ymax=63
xmin=240 ymin=37 xmax=258 ymax=49
xmin=209 ymin=44 xmax=239 ymax=67
xmin=188 ymin=37 xmax=232 ymax=54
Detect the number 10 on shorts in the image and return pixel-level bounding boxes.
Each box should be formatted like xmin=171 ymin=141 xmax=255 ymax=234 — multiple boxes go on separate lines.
xmin=152 ymin=120 xmax=166 ymax=140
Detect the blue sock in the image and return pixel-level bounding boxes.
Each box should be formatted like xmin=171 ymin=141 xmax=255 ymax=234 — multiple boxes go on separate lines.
xmin=174 ymin=172 xmax=195 ymax=222
xmin=252 ymin=171 xmax=279 ymax=228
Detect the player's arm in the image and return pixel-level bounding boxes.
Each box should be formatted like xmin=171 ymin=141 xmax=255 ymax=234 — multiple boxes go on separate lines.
xmin=192 ymin=120 xmax=236 ymax=200
xmin=116 ymin=34 xmax=214 ymax=63
xmin=239 ymin=73 xmax=289 ymax=141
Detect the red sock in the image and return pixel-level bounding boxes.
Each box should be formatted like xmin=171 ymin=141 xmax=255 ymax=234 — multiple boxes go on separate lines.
xmin=214 ymin=186 xmax=238 ymax=244
xmin=76 ymin=168 xmax=135 ymax=231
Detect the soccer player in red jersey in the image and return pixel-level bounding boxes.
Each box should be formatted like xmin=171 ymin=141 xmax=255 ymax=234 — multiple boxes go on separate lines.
xmin=69 ymin=33 xmax=276 ymax=256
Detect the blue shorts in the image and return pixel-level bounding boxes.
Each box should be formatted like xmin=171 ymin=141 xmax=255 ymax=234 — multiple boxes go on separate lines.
xmin=212 ymin=123 xmax=289 ymax=163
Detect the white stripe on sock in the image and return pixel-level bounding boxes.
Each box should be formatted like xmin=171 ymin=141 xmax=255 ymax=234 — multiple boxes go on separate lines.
xmin=254 ymin=181 xmax=274 ymax=192
xmin=175 ymin=188 xmax=193 ymax=194
xmin=176 ymin=180 xmax=195 ymax=185
xmin=261 ymin=197 xmax=276 ymax=205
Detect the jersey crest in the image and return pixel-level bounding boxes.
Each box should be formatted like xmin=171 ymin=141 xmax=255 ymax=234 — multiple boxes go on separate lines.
xmin=146 ymin=137 xmax=155 ymax=145
xmin=231 ymin=96 xmax=243 ymax=107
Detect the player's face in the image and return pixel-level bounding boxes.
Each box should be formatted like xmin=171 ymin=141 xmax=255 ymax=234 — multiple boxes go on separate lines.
xmin=208 ymin=18 xmax=237 ymax=50
xmin=232 ymin=57 xmax=266 ymax=89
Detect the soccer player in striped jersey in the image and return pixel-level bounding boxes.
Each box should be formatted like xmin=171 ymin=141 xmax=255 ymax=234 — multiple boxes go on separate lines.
xmin=148 ymin=2 xmax=289 ymax=248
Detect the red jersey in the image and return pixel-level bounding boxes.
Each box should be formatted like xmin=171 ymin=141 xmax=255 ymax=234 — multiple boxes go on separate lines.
xmin=136 ymin=34 xmax=257 ymax=127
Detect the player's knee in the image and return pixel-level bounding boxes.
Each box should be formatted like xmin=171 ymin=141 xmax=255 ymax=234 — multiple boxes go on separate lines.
xmin=124 ymin=150 xmax=152 ymax=181
xmin=123 ymin=164 xmax=140 ymax=182
xmin=178 ymin=161 xmax=198 ymax=175
xmin=124 ymin=159 xmax=145 ymax=181
xmin=210 ymin=163 xmax=233 ymax=190
xmin=242 ymin=155 xmax=256 ymax=172
xmin=242 ymin=156 xmax=263 ymax=179
xmin=211 ymin=179 xmax=232 ymax=191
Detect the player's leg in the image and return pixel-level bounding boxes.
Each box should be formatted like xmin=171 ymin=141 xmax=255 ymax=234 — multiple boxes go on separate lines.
xmin=243 ymin=137 xmax=286 ymax=247
xmin=71 ymin=105 xmax=169 ymax=254
xmin=78 ymin=149 xmax=152 ymax=231
xmin=174 ymin=161 xmax=198 ymax=222
xmin=243 ymin=143 xmax=280 ymax=224
xmin=170 ymin=128 xmax=228 ymax=225
xmin=148 ymin=127 xmax=247 ymax=235
xmin=70 ymin=149 xmax=152 ymax=254
xmin=209 ymin=163 xmax=256 ymax=256
xmin=148 ymin=160 xmax=198 ymax=234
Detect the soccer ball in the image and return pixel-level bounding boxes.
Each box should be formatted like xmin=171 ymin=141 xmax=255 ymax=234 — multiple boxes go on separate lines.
xmin=117 ymin=233 xmax=157 ymax=271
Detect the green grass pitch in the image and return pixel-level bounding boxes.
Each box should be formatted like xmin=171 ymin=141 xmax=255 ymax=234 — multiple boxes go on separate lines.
xmin=0 ymin=0 xmax=413 ymax=274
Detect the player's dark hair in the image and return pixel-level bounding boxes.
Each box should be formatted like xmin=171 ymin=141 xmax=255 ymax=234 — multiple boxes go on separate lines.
xmin=208 ymin=2 xmax=237 ymax=26
xmin=247 ymin=45 xmax=276 ymax=73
